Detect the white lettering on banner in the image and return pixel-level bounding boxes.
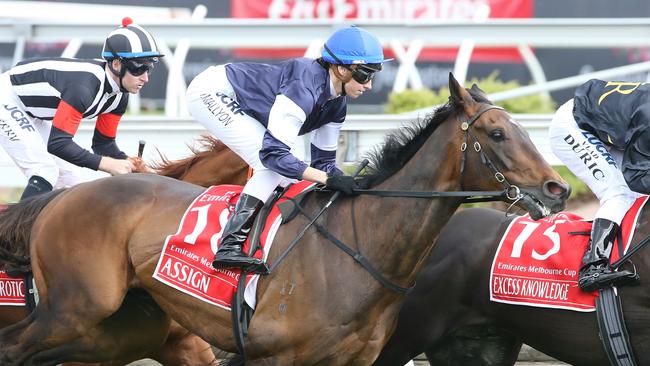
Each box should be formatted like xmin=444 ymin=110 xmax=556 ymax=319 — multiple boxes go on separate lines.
xmin=510 ymin=221 xmax=563 ymax=260
xmin=199 ymin=192 xmax=236 ymax=203
xmin=159 ymin=258 xmax=211 ymax=293
xmin=0 ymin=280 xmax=24 ymax=297
xmin=497 ymin=262 xmax=527 ymax=272
xmin=180 ymin=201 xmax=230 ymax=254
xmin=492 ymin=276 xmax=569 ymax=301
xmin=268 ymin=0 xmax=488 ymax=20
xmin=520 ymin=279 xmax=569 ymax=301
xmin=184 ymin=205 xmax=211 ymax=245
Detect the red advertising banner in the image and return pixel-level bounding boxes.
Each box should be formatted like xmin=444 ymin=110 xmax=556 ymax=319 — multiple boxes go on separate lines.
xmin=231 ymin=0 xmax=532 ymax=62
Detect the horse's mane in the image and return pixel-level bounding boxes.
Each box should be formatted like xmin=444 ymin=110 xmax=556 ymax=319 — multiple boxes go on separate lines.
xmin=151 ymin=134 xmax=229 ymax=179
xmin=0 ymin=189 xmax=67 ymax=275
xmin=360 ymin=89 xmax=491 ymax=187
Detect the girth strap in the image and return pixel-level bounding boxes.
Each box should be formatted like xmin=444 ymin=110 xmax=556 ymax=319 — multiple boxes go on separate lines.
xmin=596 ymin=287 xmax=637 ymax=366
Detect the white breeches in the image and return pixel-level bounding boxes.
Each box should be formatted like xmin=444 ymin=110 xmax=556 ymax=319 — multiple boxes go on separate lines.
xmin=0 ymin=72 xmax=85 ymax=189
xmin=549 ymin=99 xmax=639 ymax=224
xmin=186 ymin=65 xmax=301 ymax=203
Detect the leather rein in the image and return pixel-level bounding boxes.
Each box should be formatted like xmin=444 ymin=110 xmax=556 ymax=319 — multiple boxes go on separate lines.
xmin=269 ymin=105 xmax=532 ymax=294
xmin=353 ymin=105 xmax=523 ymax=204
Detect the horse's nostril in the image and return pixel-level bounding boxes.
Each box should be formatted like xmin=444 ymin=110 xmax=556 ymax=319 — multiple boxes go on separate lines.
xmin=544 ymin=181 xmax=571 ymax=199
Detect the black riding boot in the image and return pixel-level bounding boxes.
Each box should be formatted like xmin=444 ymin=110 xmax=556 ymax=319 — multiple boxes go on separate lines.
xmin=578 ymin=218 xmax=638 ymax=292
xmin=20 ymin=175 xmax=53 ymax=201
xmin=212 ymin=193 xmax=268 ymax=274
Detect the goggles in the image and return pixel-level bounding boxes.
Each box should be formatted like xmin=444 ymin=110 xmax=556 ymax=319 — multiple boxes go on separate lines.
xmin=349 ymin=66 xmax=377 ymax=84
xmin=123 ymin=58 xmax=156 ymax=76
xmin=322 ymin=44 xmax=379 ymax=84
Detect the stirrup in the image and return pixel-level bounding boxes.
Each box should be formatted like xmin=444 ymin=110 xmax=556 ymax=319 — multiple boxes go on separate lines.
xmin=212 ymin=254 xmax=270 ymax=275
xmin=579 ymin=268 xmax=639 ymax=292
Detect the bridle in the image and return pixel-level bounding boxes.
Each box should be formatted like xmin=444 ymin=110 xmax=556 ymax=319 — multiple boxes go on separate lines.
xmin=352 ymin=104 xmax=523 ymax=204
xmin=458 ymin=105 xmax=523 ymax=202
xmin=267 ymin=104 xmax=536 ymax=295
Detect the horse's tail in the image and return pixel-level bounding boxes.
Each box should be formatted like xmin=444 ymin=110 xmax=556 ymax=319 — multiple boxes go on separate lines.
xmin=0 ymin=189 xmax=66 ymax=275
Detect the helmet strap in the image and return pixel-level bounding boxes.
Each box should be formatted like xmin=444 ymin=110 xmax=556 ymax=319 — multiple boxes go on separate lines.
xmin=332 ymin=65 xmax=351 ymax=97
xmin=107 ymin=59 xmax=129 ymax=93
xmin=104 ymin=40 xmax=129 ymax=93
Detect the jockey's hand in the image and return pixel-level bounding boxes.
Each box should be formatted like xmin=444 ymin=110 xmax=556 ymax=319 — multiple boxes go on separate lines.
xmin=128 ymin=156 xmax=157 ymax=174
xmin=99 ymin=156 xmax=135 ymax=176
xmin=325 ymin=174 xmax=359 ymax=195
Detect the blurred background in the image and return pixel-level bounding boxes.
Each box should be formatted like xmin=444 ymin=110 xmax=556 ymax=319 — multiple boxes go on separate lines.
xmin=4 ymin=1 xmax=649 ymax=364
xmin=2 ymin=0 xmax=647 ymax=203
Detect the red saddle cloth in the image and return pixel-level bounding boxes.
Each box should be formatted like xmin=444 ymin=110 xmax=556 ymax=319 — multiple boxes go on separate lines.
xmin=153 ymin=181 xmax=314 ymax=311
xmin=490 ymin=196 xmax=648 ymax=312
xmin=0 ymin=204 xmax=25 ymax=306
xmin=0 ymin=271 xmax=25 ymax=306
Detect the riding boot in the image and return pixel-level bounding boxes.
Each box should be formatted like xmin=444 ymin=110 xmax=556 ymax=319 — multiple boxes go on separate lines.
xmin=578 ymin=218 xmax=638 ymax=292
xmin=20 ymin=175 xmax=53 ymax=201
xmin=212 ymin=193 xmax=268 ymax=274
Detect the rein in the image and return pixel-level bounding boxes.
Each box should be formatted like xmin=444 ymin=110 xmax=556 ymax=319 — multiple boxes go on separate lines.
xmin=268 ymin=105 xmax=526 ymax=295
xmin=353 ymin=105 xmax=522 ymax=204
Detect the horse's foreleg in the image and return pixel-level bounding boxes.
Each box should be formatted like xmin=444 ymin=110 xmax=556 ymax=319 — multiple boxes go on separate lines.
xmin=0 ymin=305 xmax=106 ymax=365
xmin=0 ymin=263 xmax=130 ymax=363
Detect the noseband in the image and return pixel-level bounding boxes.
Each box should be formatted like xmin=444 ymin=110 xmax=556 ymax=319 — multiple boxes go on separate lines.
xmin=458 ymin=105 xmax=522 ymax=201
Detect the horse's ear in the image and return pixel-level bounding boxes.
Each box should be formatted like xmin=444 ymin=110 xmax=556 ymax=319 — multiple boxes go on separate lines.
xmin=470 ymin=83 xmax=489 ymax=100
xmin=448 ymin=73 xmax=474 ymax=108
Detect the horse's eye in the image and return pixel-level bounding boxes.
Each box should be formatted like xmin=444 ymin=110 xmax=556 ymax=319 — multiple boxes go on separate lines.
xmin=490 ymin=129 xmax=505 ymax=142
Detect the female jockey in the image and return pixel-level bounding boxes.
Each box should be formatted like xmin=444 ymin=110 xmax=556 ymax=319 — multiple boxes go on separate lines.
xmin=187 ymin=25 xmax=390 ymax=274
xmin=549 ymin=79 xmax=647 ymax=292
xmin=0 ymin=17 xmax=163 ymax=200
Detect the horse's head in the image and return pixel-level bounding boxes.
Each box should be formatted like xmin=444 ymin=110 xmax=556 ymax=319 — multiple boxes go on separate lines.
xmin=448 ymin=73 xmax=570 ymax=219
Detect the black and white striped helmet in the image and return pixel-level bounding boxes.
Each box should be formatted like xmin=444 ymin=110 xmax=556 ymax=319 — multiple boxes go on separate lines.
xmin=102 ymin=17 xmax=164 ymax=60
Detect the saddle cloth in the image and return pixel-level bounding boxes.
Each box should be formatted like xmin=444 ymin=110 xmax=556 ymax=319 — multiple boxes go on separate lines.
xmin=490 ymin=195 xmax=648 ymax=312
xmin=0 ymin=271 xmax=26 ymax=306
xmin=153 ymin=181 xmax=314 ymax=311
xmin=0 ymin=204 xmax=26 ymax=306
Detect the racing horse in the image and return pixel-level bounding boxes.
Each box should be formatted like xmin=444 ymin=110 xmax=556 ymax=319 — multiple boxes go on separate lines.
xmin=0 ymin=137 xmax=247 ymax=365
xmin=0 ymin=74 xmax=570 ymax=365
xmin=373 ymin=205 xmax=650 ymax=366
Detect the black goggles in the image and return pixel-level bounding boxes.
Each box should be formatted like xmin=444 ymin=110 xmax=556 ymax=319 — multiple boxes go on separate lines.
xmin=123 ymin=59 xmax=156 ymax=76
xmin=349 ymin=66 xmax=377 ymax=84
xmin=322 ymin=44 xmax=379 ymax=84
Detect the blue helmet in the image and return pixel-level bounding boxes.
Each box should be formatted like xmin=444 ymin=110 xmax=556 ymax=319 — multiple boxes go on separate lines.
xmin=321 ymin=25 xmax=392 ymax=66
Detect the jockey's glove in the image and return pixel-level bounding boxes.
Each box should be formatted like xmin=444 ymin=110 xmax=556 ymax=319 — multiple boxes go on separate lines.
xmin=325 ymin=174 xmax=359 ymax=195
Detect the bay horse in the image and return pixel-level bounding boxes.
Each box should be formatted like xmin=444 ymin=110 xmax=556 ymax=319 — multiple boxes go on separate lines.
xmin=0 ymin=136 xmax=247 ymax=365
xmin=0 ymin=74 xmax=570 ymax=365
xmin=373 ymin=205 xmax=650 ymax=366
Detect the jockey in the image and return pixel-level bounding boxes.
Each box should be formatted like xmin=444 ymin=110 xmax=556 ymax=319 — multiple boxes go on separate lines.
xmin=187 ymin=25 xmax=391 ymax=274
xmin=549 ymin=79 xmax=647 ymax=292
xmin=0 ymin=17 xmax=163 ymax=201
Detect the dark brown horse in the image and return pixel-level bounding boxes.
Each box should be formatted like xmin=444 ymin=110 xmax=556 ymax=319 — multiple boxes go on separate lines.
xmin=373 ymin=205 xmax=650 ymax=366
xmin=0 ymin=136 xmax=247 ymax=365
xmin=0 ymin=74 xmax=569 ymax=365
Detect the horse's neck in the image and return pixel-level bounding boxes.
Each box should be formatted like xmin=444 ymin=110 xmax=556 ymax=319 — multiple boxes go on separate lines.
xmin=354 ymin=120 xmax=464 ymax=284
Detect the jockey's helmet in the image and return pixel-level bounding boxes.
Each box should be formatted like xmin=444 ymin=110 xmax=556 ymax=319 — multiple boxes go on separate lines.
xmin=321 ymin=25 xmax=392 ymax=69
xmin=102 ymin=17 xmax=164 ymax=62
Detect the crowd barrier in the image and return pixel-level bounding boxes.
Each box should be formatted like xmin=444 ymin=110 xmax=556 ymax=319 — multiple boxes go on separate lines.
xmin=0 ymin=114 xmax=556 ymax=187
